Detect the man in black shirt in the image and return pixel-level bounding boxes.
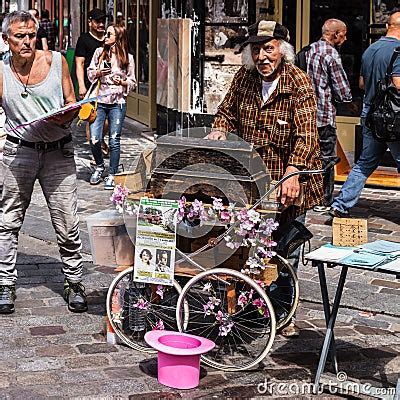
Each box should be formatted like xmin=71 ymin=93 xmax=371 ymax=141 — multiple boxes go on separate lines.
xmin=75 ymin=8 xmax=108 ymax=155
xmin=75 ymin=8 xmax=105 ymax=99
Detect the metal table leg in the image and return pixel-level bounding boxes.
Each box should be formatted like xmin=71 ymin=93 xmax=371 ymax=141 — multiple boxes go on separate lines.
xmin=394 ymin=377 xmax=400 ymax=400
xmin=316 ymin=261 xmax=339 ymax=374
xmin=314 ymin=265 xmax=348 ymax=387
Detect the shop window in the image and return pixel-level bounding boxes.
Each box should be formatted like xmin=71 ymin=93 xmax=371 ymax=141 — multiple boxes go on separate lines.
xmin=370 ymin=1 xmax=399 ymax=41
xmin=203 ymin=0 xmax=279 ymax=115
xmin=138 ymin=1 xmax=150 ymax=96
xmin=282 ymin=0 xmax=297 ymax=48
xmin=205 ymin=0 xmax=248 ymax=23
xmin=127 ymin=0 xmax=149 ymax=96
xmin=309 ymin=0 xmax=369 ymax=118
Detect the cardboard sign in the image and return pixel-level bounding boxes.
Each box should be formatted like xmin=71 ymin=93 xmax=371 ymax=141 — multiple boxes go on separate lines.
xmin=332 ymin=217 xmax=368 ymax=247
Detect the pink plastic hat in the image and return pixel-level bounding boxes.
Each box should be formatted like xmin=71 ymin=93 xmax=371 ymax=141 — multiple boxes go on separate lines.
xmin=145 ymin=330 xmax=215 ymax=389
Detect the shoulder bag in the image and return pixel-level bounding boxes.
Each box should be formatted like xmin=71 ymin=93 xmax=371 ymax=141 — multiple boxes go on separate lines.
xmin=77 ymin=51 xmax=107 ymax=126
xmin=366 ymin=46 xmax=400 ymax=142
xmin=76 ymin=79 xmax=100 ymax=126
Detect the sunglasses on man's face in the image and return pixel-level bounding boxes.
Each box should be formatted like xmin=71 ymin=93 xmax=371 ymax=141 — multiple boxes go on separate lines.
xmin=92 ymin=18 xmax=106 ymax=24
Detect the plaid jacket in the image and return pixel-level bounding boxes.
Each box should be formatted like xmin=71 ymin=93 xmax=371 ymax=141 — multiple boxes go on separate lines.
xmin=306 ymin=40 xmax=352 ymax=128
xmin=213 ymin=63 xmax=324 ymax=213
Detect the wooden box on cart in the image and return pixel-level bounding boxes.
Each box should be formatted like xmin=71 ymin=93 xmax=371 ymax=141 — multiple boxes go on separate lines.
xmin=150 ymin=130 xmax=271 ymax=205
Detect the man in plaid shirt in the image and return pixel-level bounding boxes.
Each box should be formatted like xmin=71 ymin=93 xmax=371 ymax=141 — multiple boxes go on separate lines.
xmin=207 ymin=20 xmax=324 ymax=337
xmin=305 ymin=19 xmax=352 ymax=212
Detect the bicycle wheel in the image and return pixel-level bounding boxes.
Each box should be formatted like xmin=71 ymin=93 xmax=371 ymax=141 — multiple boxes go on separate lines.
xmin=176 ymin=268 xmax=276 ymax=371
xmin=106 ymin=267 xmax=184 ymax=352
xmin=263 ymin=254 xmax=299 ymax=329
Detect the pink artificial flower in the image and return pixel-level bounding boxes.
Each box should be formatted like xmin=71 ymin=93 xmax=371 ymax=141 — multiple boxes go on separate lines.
xmin=110 ymin=184 xmax=129 ymax=206
xmin=237 ymin=293 xmax=247 ymax=307
xmin=219 ymin=210 xmax=231 ymax=222
xmin=240 ymin=219 xmax=254 ymax=231
xmin=252 ymin=298 xmax=265 ymax=308
xmin=215 ymin=310 xmax=223 ymax=321
xmin=156 ymin=285 xmax=164 ymax=299
xmin=211 ymin=197 xmax=224 ymax=211
xmin=238 ymin=208 xmax=249 ymax=221
xmin=153 ymin=319 xmax=165 ymax=330
xmin=133 ymin=297 xmax=149 ymax=310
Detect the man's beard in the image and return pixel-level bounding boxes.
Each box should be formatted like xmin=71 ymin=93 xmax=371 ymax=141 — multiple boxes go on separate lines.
xmin=256 ymin=59 xmax=276 ymax=78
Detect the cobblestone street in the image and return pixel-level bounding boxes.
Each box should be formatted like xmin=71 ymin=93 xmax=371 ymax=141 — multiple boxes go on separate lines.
xmin=0 ymin=119 xmax=399 ymax=399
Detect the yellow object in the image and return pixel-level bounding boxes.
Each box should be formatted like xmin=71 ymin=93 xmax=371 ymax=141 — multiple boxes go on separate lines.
xmin=77 ymin=102 xmax=97 ymax=125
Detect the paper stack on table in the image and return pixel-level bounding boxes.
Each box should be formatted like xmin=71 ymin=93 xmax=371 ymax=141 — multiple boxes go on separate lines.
xmin=339 ymin=240 xmax=400 ymax=269
xmin=305 ymin=243 xmax=356 ymax=262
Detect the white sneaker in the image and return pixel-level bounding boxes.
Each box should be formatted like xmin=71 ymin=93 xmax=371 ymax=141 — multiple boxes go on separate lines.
xmin=104 ymin=175 xmax=115 ymax=190
xmin=313 ymin=205 xmax=331 ymax=213
xmin=90 ymin=166 xmax=105 ymax=185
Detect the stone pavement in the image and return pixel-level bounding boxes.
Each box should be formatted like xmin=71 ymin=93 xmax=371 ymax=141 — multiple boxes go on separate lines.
xmin=0 ymin=119 xmax=399 ymax=399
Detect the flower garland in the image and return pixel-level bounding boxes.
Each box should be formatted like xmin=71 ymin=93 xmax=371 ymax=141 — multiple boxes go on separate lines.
xmin=110 ymin=185 xmax=279 ymax=276
xmin=110 ymin=185 xmax=279 ymax=335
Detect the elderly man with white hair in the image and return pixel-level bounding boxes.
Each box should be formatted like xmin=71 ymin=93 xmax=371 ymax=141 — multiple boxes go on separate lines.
xmin=206 ymin=20 xmax=324 ymax=337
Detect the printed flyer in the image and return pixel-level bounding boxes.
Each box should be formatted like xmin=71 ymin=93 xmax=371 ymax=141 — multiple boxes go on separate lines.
xmin=134 ymin=197 xmax=178 ymax=286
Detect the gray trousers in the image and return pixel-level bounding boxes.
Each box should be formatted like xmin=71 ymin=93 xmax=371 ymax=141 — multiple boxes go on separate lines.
xmin=0 ymin=140 xmax=83 ymax=285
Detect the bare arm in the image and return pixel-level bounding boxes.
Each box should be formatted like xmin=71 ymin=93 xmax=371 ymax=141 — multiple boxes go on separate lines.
xmin=75 ymin=56 xmax=87 ymax=99
xmin=41 ymin=37 xmax=49 ymax=51
xmin=48 ymin=56 xmax=79 ymax=127
xmin=61 ymin=55 xmax=76 ymax=105
xmin=393 ymin=76 xmax=400 ymax=90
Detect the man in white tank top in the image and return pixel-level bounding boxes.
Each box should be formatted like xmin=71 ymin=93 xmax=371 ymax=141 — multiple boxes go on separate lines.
xmin=0 ymin=11 xmax=88 ymax=315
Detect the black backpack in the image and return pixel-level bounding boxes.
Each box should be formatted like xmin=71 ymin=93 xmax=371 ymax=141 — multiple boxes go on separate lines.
xmin=366 ymin=46 xmax=400 ymax=142
xmin=294 ymin=44 xmax=311 ymax=72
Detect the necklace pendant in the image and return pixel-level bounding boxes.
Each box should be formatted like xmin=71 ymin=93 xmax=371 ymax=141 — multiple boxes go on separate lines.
xmin=21 ymin=91 xmax=28 ymax=98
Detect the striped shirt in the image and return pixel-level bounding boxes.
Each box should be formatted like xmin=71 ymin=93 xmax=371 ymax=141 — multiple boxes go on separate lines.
xmin=213 ymin=63 xmax=324 ymax=213
xmin=306 ymin=39 xmax=352 ymax=128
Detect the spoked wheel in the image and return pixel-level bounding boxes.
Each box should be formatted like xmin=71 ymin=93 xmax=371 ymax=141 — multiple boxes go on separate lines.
xmin=176 ymin=268 xmax=276 ymax=371
xmin=106 ymin=267 xmax=186 ymax=352
xmin=264 ymin=254 xmax=299 ymax=329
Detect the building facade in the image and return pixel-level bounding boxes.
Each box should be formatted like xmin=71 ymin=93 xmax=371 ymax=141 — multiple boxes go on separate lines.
xmin=1 ymin=0 xmax=399 ymax=185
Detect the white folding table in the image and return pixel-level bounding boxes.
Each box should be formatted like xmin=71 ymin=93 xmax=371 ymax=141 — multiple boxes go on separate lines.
xmin=305 ymin=246 xmax=400 ymax=399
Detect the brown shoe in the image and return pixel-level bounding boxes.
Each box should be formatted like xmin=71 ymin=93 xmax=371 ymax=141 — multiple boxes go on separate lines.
xmin=279 ymin=321 xmax=300 ymax=338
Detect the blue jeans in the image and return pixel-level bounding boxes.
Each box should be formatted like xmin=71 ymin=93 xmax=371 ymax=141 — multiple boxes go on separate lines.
xmin=332 ymin=104 xmax=400 ymax=213
xmin=90 ymin=103 xmax=126 ymax=175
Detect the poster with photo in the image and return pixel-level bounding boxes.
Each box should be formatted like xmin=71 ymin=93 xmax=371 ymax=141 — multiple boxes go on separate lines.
xmin=133 ymin=198 xmax=178 ymax=286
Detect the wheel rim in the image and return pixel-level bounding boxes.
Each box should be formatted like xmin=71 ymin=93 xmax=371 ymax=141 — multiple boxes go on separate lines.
xmin=106 ymin=267 xmax=183 ymax=352
xmin=176 ymin=268 xmax=276 ymax=371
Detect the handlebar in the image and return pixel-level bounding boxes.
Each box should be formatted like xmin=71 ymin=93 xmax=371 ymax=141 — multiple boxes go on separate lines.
xmin=252 ymin=157 xmax=340 ymax=210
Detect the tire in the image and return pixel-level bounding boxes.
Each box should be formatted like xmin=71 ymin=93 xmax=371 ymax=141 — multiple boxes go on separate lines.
xmin=106 ymin=267 xmax=185 ymax=352
xmin=265 ymin=254 xmax=299 ymax=329
xmin=176 ymin=268 xmax=276 ymax=371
